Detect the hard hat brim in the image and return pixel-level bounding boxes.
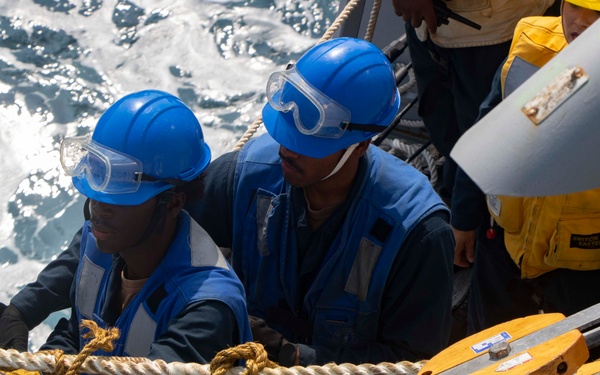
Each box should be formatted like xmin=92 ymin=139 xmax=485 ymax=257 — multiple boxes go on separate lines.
xmin=73 ymin=176 xmax=174 ymax=206
xmin=564 ymin=0 xmax=600 ymax=12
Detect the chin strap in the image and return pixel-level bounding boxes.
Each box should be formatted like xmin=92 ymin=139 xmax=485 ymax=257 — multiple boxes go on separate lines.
xmin=84 ymin=198 xmax=91 ymax=220
xmin=133 ymin=189 xmax=175 ymax=247
xmin=320 ymin=143 xmax=359 ymax=181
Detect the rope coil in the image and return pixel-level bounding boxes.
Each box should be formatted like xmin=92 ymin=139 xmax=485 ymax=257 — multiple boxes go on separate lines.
xmin=378 ymin=138 xmax=445 ymax=188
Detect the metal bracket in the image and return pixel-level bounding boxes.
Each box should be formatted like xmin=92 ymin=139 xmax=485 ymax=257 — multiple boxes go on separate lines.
xmin=522 ymin=65 xmax=589 ymax=125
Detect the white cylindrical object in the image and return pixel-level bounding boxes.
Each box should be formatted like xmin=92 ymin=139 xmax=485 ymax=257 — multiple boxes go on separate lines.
xmin=450 ymin=19 xmax=600 ymax=196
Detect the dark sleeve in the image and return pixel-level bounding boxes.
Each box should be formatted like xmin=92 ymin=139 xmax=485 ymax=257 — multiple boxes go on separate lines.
xmin=474 ymin=61 xmax=505 ymax=122
xmin=450 ymin=169 xmax=487 ymax=230
xmin=450 ymin=63 xmax=504 ymax=231
xmin=298 ymin=211 xmax=455 ymax=365
xmin=186 ymin=151 xmax=239 ymax=249
xmin=147 ymin=300 xmax=239 ymax=364
xmin=10 ymin=227 xmax=82 ymax=330
xmin=39 ymin=287 xmax=81 ymax=354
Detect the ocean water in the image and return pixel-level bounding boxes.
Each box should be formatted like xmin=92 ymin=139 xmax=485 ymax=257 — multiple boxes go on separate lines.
xmin=0 ymin=0 xmax=344 ymax=350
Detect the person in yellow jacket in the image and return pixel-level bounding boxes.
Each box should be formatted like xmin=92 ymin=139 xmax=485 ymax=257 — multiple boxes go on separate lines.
xmin=465 ymin=0 xmax=600 ymax=337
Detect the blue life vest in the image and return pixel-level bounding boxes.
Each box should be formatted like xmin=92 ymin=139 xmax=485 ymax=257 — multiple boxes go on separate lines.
xmin=74 ymin=211 xmax=252 ymax=356
xmin=230 ymin=134 xmax=448 ymax=347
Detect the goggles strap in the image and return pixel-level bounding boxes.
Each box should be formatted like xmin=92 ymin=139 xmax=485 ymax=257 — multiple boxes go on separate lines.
xmin=84 ymin=198 xmax=91 ymax=221
xmin=321 ymin=143 xmax=359 ymax=181
xmin=343 ymin=123 xmax=387 ymax=133
xmin=137 ymin=173 xmax=187 ymax=187
xmin=133 ymin=190 xmax=175 ymax=247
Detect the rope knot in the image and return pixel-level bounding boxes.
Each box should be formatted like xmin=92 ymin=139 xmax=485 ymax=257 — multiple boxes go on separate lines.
xmin=52 ymin=320 xmax=120 ymax=375
xmin=210 ymin=342 xmax=278 ymax=375
xmin=80 ymin=320 xmax=120 ymax=353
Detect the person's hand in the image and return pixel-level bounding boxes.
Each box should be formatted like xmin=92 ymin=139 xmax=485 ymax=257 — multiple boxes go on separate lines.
xmin=392 ymin=0 xmax=438 ymax=33
xmin=452 ymin=227 xmax=476 ymax=267
xmin=249 ymin=315 xmax=298 ymax=365
xmin=0 ymin=303 xmax=29 ymax=351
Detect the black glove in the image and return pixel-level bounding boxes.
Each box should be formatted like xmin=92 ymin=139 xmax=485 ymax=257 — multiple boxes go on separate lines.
xmin=0 ymin=303 xmax=29 ymax=351
xmin=249 ymin=315 xmax=298 ymax=365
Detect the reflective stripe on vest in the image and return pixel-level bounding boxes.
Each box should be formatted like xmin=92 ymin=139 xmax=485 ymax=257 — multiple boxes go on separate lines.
xmin=125 ymin=305 xmax=157 ymax=356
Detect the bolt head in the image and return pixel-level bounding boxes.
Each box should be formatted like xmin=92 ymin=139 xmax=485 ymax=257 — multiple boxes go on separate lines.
xmin=489 ymin=341 xmax=511 ymax=360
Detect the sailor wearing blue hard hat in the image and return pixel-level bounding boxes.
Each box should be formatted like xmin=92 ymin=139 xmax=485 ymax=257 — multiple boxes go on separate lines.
xmin=46 ymin=90 xmax=252 ymax=362
xmin=232 ymin=37 xmax=454 ymax=365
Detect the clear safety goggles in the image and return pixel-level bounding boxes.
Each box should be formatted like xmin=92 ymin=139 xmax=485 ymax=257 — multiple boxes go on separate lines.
xmin=266 ymin=64 xmax=354 ymax=138
xmin=60 ymin=135 xmax=145 ymax=194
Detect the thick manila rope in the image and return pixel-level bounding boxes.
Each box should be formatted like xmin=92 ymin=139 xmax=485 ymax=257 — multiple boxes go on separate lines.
xmin=0 ymin=320 xmax=425 ymax=375
xmin=0 ymin=349 xmax=425 ymax=375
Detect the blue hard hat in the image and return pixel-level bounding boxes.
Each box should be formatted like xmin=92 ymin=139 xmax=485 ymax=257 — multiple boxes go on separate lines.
xmin=262 ymin=37 xmax=401 ymax=158
xmin=69 ymin=90 xmax=211 ymax=205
